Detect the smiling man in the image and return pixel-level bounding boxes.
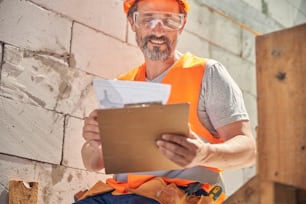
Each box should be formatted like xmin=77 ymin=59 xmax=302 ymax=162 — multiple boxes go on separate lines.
xmin=77 ymin=0 xmax=256 ymax=203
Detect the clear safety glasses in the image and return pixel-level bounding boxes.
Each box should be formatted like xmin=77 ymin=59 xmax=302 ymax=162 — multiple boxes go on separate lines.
xmin=133 ymin=11 xmax=185 ymax=31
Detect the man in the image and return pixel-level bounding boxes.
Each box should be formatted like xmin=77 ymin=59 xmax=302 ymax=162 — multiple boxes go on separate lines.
xmin=77 ymin=0 xmax=256 ymax=203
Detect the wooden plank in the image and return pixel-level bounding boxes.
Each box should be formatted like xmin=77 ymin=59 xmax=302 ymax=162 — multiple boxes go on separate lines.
xmin=224 ymin=176 xmax=306 ymax=204
xmin=259 ymin=181 xmax=275 ymax=204
xmin=274 ymin=182 xmax=297 ymax=204
xmin=297 ymin=188 xmax=306 ymax=203
xmin=223 ymin=176 xmax=259 ymax=204
xmin=9 ymin=180 xmax=38 ymax=204
xmin=256 ymin=23 xmax=306 ymax=190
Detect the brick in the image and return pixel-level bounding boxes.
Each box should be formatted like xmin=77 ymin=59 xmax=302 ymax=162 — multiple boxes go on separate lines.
xmin=242 ymin=0 xmax=262 ymax=11
xmin=1 ymin=45 xmax=98 ymax=118
xmin=291 ymin=0 xmax=306 ymax=14
xmin=71 ymin=23 xmax=143 ymax=79
xmin=31 ymin=0 xmax=126 ymax=41
xmin=242 ymin=92 xmax=258 ymax=136
xmin=241 ymin=30 xmax=256 ymax=64
xmin=0 ymin=154 xmax=111 ymax=204
xmin=196 ymin=0 xmax=282 ymax=34
xmin=62 ymin=116 xmax=86 ymax=169
xmin=0 ymin=43 xmax=2 ymax=65
xmin=63 ymin=116 xmax=108 ymax=172
xmin=177 ymin=31 xmax=210 ymax=58
xmin=242 ymin=165 xmax=257 ymax=183
xmin=127 ymin=25 xmax=138 ymax=47
xmin=0 ymin=97 xmax=64 ymax=164
xmin=186 ymin=1 xmax=242 ymax=56
xmin=0 ymin=184 xmax=9 ymax=204
xmin=263 ymin=0 xmax=306 ymax=27
xmin=9 ymin=180 xmax=38 ymax=204
xmin=222 ymin=169 xmax=244 ymax=196
xmin=210 ymin=45 xmax=257 ymax=97
xmin=0 ymin=0 xmax=71 ymax=55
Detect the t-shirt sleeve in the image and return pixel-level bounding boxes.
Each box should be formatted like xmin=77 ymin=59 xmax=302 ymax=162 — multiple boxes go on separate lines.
xmin=202 ymin=59 xmax=249 ymax=129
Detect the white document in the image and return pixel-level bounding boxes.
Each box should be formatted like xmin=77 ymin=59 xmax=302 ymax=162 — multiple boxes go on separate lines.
xmin=93 ymin=79 xmax=171 ymax=109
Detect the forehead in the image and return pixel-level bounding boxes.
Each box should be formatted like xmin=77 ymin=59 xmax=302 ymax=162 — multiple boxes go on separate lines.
xmin=137 ymin=0 xmax=180 ymax=13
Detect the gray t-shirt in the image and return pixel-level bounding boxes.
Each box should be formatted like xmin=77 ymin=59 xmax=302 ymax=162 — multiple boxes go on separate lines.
xmin=199 ymin=59 xmax=249 ymax=136
xmin=115 ymin=58 xmax=249 ymax=187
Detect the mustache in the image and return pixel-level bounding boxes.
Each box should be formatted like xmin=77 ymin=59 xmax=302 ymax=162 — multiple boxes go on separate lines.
xmin=144 ymin=35 xmax=171 ymax=46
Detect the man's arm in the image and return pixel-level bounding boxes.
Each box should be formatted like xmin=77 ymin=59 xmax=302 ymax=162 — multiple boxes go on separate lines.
xmin=156 ymin=120 xmax=256 ymax=170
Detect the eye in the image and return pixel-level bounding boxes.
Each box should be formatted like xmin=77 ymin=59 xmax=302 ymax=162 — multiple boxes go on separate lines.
xmin=138 ymin=14 xmax=155 ymax=26
xmin=164 ymin=19 xmax=179 ymax=29
xmin=142 ymin=16 xmax=154 ymax=23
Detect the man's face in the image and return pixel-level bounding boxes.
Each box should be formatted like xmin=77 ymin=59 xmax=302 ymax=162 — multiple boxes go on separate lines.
xmin=130 ymin=0 xmax=185 ymax=61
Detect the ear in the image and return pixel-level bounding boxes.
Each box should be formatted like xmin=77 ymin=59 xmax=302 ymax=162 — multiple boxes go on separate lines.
xmin=178 ymin=16 xmax=187 ymax=34
xmin=128 ymin=16 xmax=136 ymax=32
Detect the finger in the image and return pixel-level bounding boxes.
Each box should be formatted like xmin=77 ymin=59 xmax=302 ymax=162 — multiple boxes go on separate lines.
xmin=186 ymin=131 xmax=196 ymax=139
xmin=161 ymin=134 xmax=198 ymax=151
xmin=157 ymin=140 xmax=195 ymax=160
xmin=83 ymin=124 xmax=100 ymax=141
xmin=158 ymin=146 xmax=188 ymax=167
xmin=83 ymin=124 xmax=100 ymax=133
xmin=89 ymin=110 xmax=98 ymax=119
xmin=84 ymin=116 xmax=99 ymax=125
xmin=83 ymin=131 xmax=101 ymax=141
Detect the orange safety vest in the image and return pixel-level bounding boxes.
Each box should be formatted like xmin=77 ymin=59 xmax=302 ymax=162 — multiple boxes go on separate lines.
xmin=118 ymin=53 xmax=224 ymax=175
xmin=118 ymin=53 xmax=224 ymax=145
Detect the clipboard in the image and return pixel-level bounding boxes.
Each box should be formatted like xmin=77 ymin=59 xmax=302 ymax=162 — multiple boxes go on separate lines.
xmin=97 ymin=103 xmax=190 ymax=174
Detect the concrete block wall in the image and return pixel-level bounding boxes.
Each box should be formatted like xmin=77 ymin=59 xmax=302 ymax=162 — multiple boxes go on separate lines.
xmin=0 ymin=0 xmax=305 ymax=203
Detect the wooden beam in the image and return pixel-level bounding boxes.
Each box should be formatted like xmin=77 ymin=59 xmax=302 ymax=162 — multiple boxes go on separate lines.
xmin=256 ymin=23 xmax=306 ymax=190
xmin=9 ymin=180 xmax=38 ymax=204
xmin=224 ymin=176 xmax=306 ymax=204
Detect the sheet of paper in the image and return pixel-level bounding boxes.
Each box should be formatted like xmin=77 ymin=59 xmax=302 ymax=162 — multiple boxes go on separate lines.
xmin=93 ymin=79 xmax=171 ymax=108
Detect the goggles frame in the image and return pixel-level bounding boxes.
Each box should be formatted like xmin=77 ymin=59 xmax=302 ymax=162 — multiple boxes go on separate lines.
xmin=133 ymin=11 xmax=185 ymax=31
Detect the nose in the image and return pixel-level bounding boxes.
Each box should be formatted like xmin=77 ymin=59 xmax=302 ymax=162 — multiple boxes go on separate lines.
xmin=149 ymin=19 xmax=165 ymax=32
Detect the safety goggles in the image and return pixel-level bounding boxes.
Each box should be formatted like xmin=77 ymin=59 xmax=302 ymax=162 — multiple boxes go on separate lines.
xmin=133 ymin=11 xmax=185 ymax=31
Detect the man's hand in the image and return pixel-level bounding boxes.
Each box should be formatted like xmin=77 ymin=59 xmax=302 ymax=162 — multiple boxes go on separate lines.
xmin=156 ymin=121 xmax=257 ymax=170
xmin=156 ymin=132 xmax=210 ymax=168
xmin=83 ymin=110 xmax=100 ymax=142
xmin=81 ymin=109 xmax=105 ymax=171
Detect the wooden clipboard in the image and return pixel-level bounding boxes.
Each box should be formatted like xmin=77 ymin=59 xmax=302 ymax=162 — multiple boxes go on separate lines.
xmin=97 ymin=103 xmax=190 ymax=174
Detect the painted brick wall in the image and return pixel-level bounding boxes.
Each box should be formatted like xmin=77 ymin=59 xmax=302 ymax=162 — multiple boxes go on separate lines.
xmin=0 ymin=0 xmax=305 ymax=203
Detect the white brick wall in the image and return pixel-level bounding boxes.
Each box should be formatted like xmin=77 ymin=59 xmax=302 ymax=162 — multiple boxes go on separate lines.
xmin=0 ymin=0 xmax=305 ymax=203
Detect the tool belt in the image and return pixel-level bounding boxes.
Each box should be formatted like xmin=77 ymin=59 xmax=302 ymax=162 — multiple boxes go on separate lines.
xmin=74 ymin=176 xmax=225 ymax=204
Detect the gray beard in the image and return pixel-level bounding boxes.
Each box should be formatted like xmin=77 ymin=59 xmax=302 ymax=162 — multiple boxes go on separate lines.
xmin=137 ymin=34 xmax=172 ymax=61
xmin=143 ymin=45 xmax=170 ymax=61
